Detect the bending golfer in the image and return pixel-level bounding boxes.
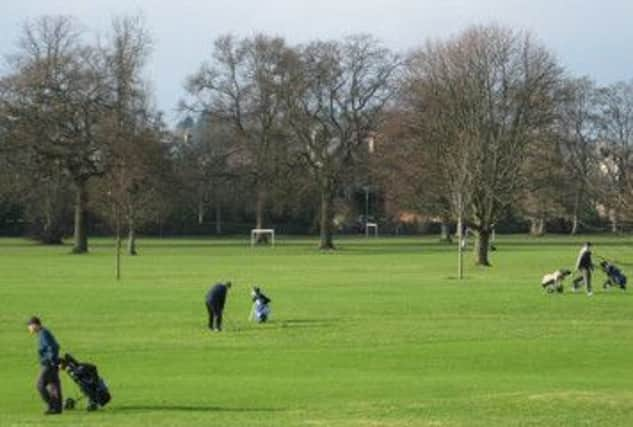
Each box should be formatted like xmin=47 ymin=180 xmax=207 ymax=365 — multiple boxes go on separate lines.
xmin=27 ymin=316 xmax=63 ymax=415
xmin=572 ymin=242 xmax=594 ymax=296
xmin=206 ymin=281 xmax=231 ymax=331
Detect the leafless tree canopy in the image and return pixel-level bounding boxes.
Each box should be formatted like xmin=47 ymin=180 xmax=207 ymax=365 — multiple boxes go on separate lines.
xmin=0 ymin=15 xmax=165 ymax=256
xmin=402 ymin=25 xmax=563 ymax=264
xmin=283 ymin=35 xmax=399 ymax=249
xmin=596 ymin=80 xmax=633 ymax=219
xmin=184 ymin=34 xmax=298 ymax=235
xmin=3 ymin=18 xmax=633 ymax=262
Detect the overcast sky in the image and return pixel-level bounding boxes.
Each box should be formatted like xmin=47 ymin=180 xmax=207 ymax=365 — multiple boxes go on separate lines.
xmin=2 ymin=0 xmax=632 ymax=124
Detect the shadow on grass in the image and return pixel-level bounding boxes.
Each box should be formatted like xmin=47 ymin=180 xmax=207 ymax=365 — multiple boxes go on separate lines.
xmin=283 ymin=318 xmax=340 ymax=323
xmin=114 ymin=405 xmax=284 ymax=413
xmin=493 ymin=239 xmax=633 ymax=248
xmin=276 ymin=318 xmax=342 ymax=329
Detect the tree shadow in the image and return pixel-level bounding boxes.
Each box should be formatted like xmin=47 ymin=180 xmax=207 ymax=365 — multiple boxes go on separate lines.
xmin=114 ymin=405 xmax=284 ymax=413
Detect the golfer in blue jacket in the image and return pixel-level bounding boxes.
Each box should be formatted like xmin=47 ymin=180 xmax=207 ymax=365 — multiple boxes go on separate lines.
xmin=27 ymin=316 xmax=63 ymax=415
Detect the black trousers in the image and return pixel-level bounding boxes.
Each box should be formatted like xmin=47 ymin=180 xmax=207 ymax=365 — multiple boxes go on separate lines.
xmin=37 ymin=365 xmax=62 ymax=411
xmin=206 ymin=301 xmax=224 ymax=330
xmin=573 ymin=269 xmax=592 ymax=293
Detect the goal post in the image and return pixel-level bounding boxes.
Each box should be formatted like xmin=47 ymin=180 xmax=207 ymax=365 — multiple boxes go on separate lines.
xmin=250 ymin=228 xmax=275 ymax=247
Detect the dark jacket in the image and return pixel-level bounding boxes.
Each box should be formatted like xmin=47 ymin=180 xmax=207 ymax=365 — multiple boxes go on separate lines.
xmin=252 ymin=291 xmax=271 ymax=306
xmin=576 ymin=248 xmax=593 ymax=271
xmin=37 ymin=328 xmax=60 ymax=367
xmin=206 ymin=284 xmax=228 ymax=308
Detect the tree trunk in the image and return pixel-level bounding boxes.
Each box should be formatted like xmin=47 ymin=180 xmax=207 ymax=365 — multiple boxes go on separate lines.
xmin=127 ymin=220 xmax=137 ymax=256
xmin=42 ymin=195 xmax=63 ymax=245
xmin=457 ymin=202 xmax=464 ymax=280
xmin=610 ymin=209 xmax=618 ymax=233
xmin=215 ymin=204 xmax=222 ymax=235
xmin=529 ymin=218 xmax=537 ymax=235
xmin=72 ymin=182 xmax=88 ymax=254
xmin=571 ymin=214 xmax=579 ymax=235
xmin=197 ymin=200 xmax=205 ymax=225
xmin=255 ymin=187 xmax=267 ymax=244
xmin=115 ymin=207 xmax=121 ymax=280
xmin=255 ymin=189 xmax=264 ymax=229
xmin=570 ymin=190 xmax=580 ymax=235
xmin=538 ymin=219 xmax=546 ymax=236
xmin=475 ymin=228 xmax=491 ymax=266
xmin=319 ymin=188 xmax=335 ymax=250
xmin=530 ymin=217 xmax=545 ymax=236
xmin=440 ymin=221 xmax=452 ymax=243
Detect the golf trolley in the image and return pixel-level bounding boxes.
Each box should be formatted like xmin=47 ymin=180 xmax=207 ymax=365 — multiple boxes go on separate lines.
xmin=541 ymin=269 xmax=572 ymax=293
xmin=60 ymin=353 xmax=111 ymax=411
xmin=599 ymin=259 xmax=627 ymax=291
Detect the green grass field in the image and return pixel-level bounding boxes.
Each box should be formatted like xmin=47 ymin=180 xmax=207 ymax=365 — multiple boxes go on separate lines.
xmin=1 ymin=235 xmax=633 ymax=427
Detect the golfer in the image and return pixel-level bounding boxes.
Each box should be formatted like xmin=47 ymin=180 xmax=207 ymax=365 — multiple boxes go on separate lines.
xmin=250 ymin=286 xmax=272 ymax=323
xmin=572 ymin=242 xmax=594 ymax=296
xmin=206 ymin=281 xmax=231 ymax=331
xmin=27 ymin=316 xmax=63 ymax=415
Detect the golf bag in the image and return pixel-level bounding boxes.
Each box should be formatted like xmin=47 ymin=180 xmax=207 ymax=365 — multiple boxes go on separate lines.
xmin=250 ymin=287 xmax=271 ymax=323
xmin=60 ymin=353 xmax=111 ymax=411
xmin=600 ymin=260 xmax=627 ymax=290
xmin=252 ymin=299 xmax=271 ymax=322
xmin=541 ymin=269 xmax=572 ymax=293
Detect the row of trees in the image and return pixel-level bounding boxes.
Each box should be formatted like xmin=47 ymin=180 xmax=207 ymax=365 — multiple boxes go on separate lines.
xmin=376 ymin=26 xmax=633 ymax=265
xmin=0 ymin=15 xmax=168 ymax=258
xmin=2 ymin=17 xmax=633 ymax=265
xmin=0 ymin=16 xmax=399 ymax=252
xmin=182 ymin=33 xmax=398 ymax=249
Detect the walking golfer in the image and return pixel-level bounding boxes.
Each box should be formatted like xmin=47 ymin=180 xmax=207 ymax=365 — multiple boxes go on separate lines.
xmin=572 ymin=242 xmax=594 ymax=296
xmin=27 ymin=316 xmax=63 ymax=415
xmin=206 ymin=281 xmax=232 ymax=331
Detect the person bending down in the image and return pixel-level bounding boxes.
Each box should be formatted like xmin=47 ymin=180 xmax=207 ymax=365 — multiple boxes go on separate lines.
xmin=206 ymin=281 xmax=231 ymax=331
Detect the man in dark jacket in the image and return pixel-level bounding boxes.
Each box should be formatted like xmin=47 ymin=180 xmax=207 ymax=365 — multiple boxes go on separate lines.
xmin=27 ymin=316 xmax=63 ymax=415
xmin=206 ymin=282 xmax=231 ymax=331
xmin=572 ymin=242 xmax=594 ymax=296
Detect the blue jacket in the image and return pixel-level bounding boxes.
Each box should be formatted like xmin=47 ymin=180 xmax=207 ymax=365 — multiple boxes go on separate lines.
xmin=37 ymin=328 xmax=60 ymax=367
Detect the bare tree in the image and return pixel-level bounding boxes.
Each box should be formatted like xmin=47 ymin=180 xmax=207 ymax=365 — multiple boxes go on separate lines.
xmin=0 ymin=99 xmax=74 ymax=242
xmin=175 ymin=114 xmax=239 ymax=234
xmin=373 ymin=110 xmax=453 ymax=241
xmin=517 ymin=133 xmax=567 ymax=236
xmin=405 ymin=25 xmax=563 ymax=265
xmin=285 ymin=35 xmax=399 ymax=249
xmin=1 ymin=16 xmax=111 ymax=253
xmin=557 ymin=77 xmax=600 ymax=234
xmin=102 ymin=14 xmax=154 ymax=255
xmin=595 ymin=80 xmax=633 ymax=228
xmin=185 ymin=34 xmax=295 ymax=240
xmin=95 ymin=120 xmax=167 ymax=277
